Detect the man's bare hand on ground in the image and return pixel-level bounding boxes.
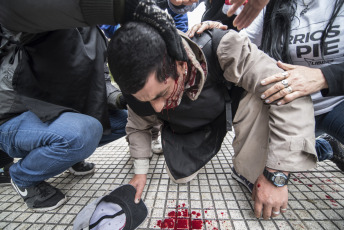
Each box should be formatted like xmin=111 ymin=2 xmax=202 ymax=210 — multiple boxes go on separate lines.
xmin=129 ymin=174 xmax=147 ymax=204
xmin=252 ymin=173 xmax=288 ymax=219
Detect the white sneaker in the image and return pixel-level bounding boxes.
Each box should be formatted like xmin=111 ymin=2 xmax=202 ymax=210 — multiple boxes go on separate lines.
xmin=151 ymin=137 xmax=163 ymax=154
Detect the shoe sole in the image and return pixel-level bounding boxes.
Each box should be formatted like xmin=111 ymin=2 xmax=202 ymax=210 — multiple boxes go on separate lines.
xmin=152 ymin=149 xmax=163 ymax=154
xmin=0 ymin=182 xmax=11 ymax=185
xmin=11 ymin=179 xmax=68 ymax=211
xmin=68 ymin=166 xmax=96 ymax=176
xmin=231 ymin=171 xmax=253 ymax=193
xmin=30 ymin=196 xmax=68 ymax=212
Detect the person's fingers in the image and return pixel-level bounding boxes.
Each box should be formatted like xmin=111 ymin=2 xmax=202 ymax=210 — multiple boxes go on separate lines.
xmin=133 ymin=182 xmax=144 ymax=204
xmin=280 ymin=203 xmax=288 ymax=213
xmin=227 ymin=0 xmax=247 ymax=17
xmin=261 ymin=72 xmax=289 ymax=86
xmin=187 ymin=21 xmax=227 ymax=38
xmin=195 ymin=22 xmax=210 ymax=34
xmin=219 ymin=24 xmax=229 ymax=30
xmin=264 ymin=86 xmax=293 ymax=104
xmin=261 ymin=78 xmax=290 ymax=101
xmin=276 ymin=60 xmax=295 ymax=71
xmin=232 ymin=5 xmax=252 ymax=29
xmin=232 ymin=0 xmax=269 ymax=29
xmin=277 ymin=91 xmax=302 ymax=105
xmin=262 ymin=205 xmax=273 ymax=220
xmin=254 ymin=199 xmax=263 ymax=218
xmin=239 ymin=11 xmax=260 ymax=29
xmin=271 ymin=207 xmax=280 ymax=217
xmin=187 ymin=24 xmax=200 ymax=37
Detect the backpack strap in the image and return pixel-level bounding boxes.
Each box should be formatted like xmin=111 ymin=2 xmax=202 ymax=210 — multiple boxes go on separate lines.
xmin=192 ymin=28 xmax=235 ymax=131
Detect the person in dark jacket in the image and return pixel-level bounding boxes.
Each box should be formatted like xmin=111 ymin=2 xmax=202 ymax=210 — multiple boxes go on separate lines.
xmin=107 ymin=2 xmax=317 ymax=220
xmin=0 ymin=0 xmax=183 ymax=211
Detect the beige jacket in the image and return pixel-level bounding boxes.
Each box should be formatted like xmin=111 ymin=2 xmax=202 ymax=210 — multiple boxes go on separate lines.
xmin=126 ymin=30 xmax=317 ymax=182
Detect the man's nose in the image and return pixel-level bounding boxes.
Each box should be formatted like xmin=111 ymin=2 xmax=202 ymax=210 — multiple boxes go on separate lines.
xmin=150 ymin=99 xmax=165 ymax=113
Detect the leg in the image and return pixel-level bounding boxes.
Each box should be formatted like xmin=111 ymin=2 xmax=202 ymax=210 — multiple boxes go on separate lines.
xmin=315 ymin=101 xmax=344 ymax=144
xmin=151 ymin=123 xmax=163 ymax=154
xmin=314 ymin=101 xmax=344 ymax=170
xmin=0 ymin=111 xmax=103 ymax=187
xmin=232 ymin=92 xmax=316 ymax=183
xmin=315 ymin=138 xmax=333 ymax=161
xmin=0 ymin=150 xmax=13 ymax=184
xmin=0 ymin=149 xmax=13 ymax=167
xmin=98 ymin=109 xmax=127 ymax=146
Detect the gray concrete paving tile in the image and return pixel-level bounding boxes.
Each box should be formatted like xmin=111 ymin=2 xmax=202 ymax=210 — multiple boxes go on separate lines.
xmin=1 ymin=134 xmax=344 ymax=229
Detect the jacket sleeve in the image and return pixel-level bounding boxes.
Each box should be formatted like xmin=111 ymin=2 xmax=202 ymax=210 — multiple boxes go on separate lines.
xmin=216 ymin=30 xmax=317 ymax=172
xmin=0 ymin=0 xmax=121 ymax=33
xmin=126 ymin=106 xmax=162 ymax=174
xmin=320 ymin=62 xmax=344 ymax=96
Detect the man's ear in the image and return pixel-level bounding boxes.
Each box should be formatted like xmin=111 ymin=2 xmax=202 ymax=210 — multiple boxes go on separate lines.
xmin=176 ymin=61 xmax=187 ymax=72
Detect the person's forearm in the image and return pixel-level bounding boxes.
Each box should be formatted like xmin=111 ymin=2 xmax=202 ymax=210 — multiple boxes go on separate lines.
xmin=0 ymin=0 xmax=118 ymax=33
xmin=320 ymin=62 xmax=344 ymax=96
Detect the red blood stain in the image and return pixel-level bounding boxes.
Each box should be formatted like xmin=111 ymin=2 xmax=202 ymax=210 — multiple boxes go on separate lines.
xmin=168 ymin=211 xmax=176 ymax=217
xmin=158 ymin=209 xmax=206 ymax=229
xmin=325 ymin=195 xmax=332 ymax=199
xmin=257 ymin=183 xmax=261 ymax=188
xmin=176 ymin=219 xmax=188 ymax=228
xmin=293 ymin=178 xmax=298 ymax=181
xmin=191 ymin=220 xmax=203 ymax=229
xmin=307 ymin=184 xmax=313 ymax=187
xmin=164 ymin=219 xmax=175 ymax=228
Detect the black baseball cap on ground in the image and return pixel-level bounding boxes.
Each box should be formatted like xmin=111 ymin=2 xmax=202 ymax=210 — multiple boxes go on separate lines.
xmin=73 ymin=184 xmax=148 ymax=230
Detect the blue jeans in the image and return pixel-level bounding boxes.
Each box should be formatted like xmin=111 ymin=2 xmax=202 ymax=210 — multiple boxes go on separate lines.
xmin=0 ymin=110 xmax=127 ymax=187
xmin=99 ymin=109 xmax=127 ymax=146
xmin=315 ymin=100 xmax=344 ymax=161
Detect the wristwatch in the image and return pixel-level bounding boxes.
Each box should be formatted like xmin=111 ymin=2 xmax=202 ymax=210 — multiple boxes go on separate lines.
xmin=263 ymin=168 xmax=290 ymax=187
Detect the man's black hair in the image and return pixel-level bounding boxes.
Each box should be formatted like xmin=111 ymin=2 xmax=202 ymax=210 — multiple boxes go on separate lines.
xmin=108 ymin=22 xmax=177 ymax=95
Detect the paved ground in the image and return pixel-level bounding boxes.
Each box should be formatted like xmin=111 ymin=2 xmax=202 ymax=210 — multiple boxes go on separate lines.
xmin=0 ymin=132 xmax=343 ymax=230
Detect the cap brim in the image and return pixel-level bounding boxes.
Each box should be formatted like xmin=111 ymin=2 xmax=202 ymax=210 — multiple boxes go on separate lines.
xmin=103 ymin=184 xmax=148 ymax=230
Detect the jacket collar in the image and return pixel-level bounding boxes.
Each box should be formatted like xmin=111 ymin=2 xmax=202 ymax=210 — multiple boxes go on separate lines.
xmin=179 ymin=31 xmax=207 ymax=101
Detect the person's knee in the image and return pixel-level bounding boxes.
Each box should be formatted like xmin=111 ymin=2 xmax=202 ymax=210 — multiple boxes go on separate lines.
xmin=53 ymin=114 xmax=103 ymax=161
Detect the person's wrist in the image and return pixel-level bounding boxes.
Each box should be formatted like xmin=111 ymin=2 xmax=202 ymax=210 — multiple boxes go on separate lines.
xmin=265 ymin=167 xmax=290 ymax=176
xmin=263 ymin=167 xmax=290 ymax=187
xmin=317 ymin=68 xmax=329 ymax=89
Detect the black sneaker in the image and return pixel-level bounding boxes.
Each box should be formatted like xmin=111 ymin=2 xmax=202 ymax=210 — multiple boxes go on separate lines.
xmin=11 ymin=179 xmax=67 ymax=211
xmin=68 ymin=160 xmax=95 ymax=176
xmin=318 ymin=134 xmax=344 ymax=171
xmin=0 ymin=162 xmax=13 ymax=185
xmin=231 ymin=167 xmax=254 ymax=193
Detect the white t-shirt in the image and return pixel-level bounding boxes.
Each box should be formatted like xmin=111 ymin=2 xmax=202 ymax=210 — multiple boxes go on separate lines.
xmin=240 ymin=0 xmax=344 ymax=116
